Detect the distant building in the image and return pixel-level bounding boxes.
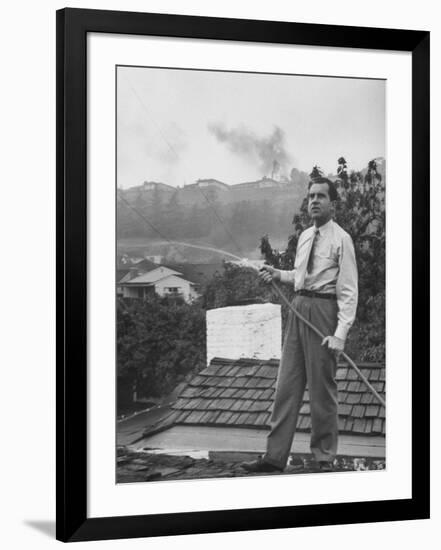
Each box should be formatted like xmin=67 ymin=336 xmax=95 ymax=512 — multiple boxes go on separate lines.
xmin=193 ymin=178 xmax=229 ymax=190
xmin=120 ymin=266 xmax=199 ymax=302
xmin=233 ymin=176 xmax=285 ymax=190
xmin=141 ymin=181 xmax=175 ymax=193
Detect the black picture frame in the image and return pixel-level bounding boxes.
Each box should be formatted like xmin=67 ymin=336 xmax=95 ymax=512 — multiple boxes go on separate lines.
xmin=56 ymin=7 xmax=430 ymax=542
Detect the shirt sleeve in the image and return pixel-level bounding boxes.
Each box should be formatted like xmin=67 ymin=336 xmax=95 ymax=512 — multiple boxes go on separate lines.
xmin=334 ymin=234 xmax=358 ymax=341
xmin=279 ymin=269 xmax=295 ymax=285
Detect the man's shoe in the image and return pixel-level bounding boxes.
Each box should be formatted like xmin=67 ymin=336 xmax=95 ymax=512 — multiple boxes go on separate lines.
xmin=240 ymin=457 xmax=284 ymax=473
xmin=318 ymin=461 xmax=335 ymax=472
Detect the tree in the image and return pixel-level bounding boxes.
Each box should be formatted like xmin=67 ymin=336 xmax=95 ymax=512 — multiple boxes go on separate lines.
xmin=117 ymin=294 xmax=206 ymax=406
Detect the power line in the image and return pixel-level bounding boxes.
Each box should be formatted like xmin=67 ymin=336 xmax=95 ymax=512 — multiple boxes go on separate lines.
xmin=191 ymin=184 xmax=245 ymax=257
xmin=117 ymin=191 xmax=191 ymax=263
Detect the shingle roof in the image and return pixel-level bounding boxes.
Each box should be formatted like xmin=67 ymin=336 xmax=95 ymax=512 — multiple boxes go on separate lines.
xmin=146 ymin=357 xmax=385 ymax=437
xmin=124 ymin=267 xmax=182 ymax=284
xmin=116 ymin=269 xmax=131 ymax=283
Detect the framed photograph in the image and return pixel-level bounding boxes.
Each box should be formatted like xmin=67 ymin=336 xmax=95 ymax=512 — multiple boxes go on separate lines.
xmin=56 ymin=8 xmax=429 ymax=542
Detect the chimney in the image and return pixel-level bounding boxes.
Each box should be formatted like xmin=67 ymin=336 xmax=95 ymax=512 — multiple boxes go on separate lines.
xmin=206 ymin=303 xmax=282 ymax=366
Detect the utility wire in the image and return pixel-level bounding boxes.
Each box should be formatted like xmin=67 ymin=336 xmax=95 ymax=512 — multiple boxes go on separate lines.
xmin=117 ymin=191 xmax=192 ymax=264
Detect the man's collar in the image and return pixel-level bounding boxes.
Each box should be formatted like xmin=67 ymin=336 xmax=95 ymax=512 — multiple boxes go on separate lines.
xmin=314 ymin=218 xmax=333 ymax=236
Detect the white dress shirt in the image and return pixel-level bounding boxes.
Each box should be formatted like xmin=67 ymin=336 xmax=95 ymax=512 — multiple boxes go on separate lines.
xmin=279 ymin=219 xmax=358 ymax=341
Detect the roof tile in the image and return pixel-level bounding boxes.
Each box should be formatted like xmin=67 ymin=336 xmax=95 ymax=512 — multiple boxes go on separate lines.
xmin=352 ymin=419 xmax=367 ymax=433
xmin=256 ymin=378 xmax=274 ymax=389
xmin=244 ymin=378 xmax=258 ymax=388
xmin=219 ymin=388 xmax=237 ymax=398
xmin=217 ymin=364 xmax=235 ymax=376
xmin=372 ymin=381 xmax=385 ymax=392
xmin=261 ymin=388 xmax=274 ymax=400
xmin=216 ymin=411 xmax=234 ymax=424
xmin=229 ymin=400 xmax=245 ymax=412
xmin=239 ymin=365 xmax=261 ymax=377
xmin=218 ymin=398 xmax=234 ymax=409
xmin=365 ymin=405 xmax=380 ymax=417
xmin=235 ymin=412 xmax=250 ymax=425
xmin=372 ymin=418 xmax=384 ymax=433
xmin=227 ymin=412 xmax=242 ymax=424
xmin=244 ymin=412 xmax=260 ymax=425
xmin=256 ymin=412 xmax=271 ymax=426
xmin=336 ymin=368 xmax=348 ymax=380
xmin=344 ymin=418 xmax=354 ymax=431
xmin=346 ymin=393 xmax=362 ymax=404
xmin=361 ymin=393 xmax=374 ymax=405
xmin=347 ymin=369 xmax=359 ymax=381
xmin=338 ymin=403 xmax=352 ymax=416
xmin=256 ymin=365 xmax=278 ymax=378
xmin=185 ymin=410 xmax=208 ymax=423
xmin=368 ymin=369 xmax=380 ymax=381
xmin=351 ymin=405 xmax=366 ymax=418
xmin=364 ymin=419 xmax=373 ymax=433
xmin=347 ymin=381 xmax=363 ymax=392
xmin=199 ymin=410 xmax=218 ymax=423
xmin=231 ymin=389 xmax=247 ymax=399
xmin=249 ymin=400 xmax=272 ymax=412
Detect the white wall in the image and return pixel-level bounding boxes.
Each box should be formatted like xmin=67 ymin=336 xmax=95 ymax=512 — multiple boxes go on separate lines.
xmin=154 ymin=274 xmax=194 ymax=301
xmin=206 ymin=303 xmax=282 ymax=364
xmin=1 ymin=1 xmax=438 ymax=549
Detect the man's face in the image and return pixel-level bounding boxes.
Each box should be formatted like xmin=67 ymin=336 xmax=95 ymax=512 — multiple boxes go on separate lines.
xmin=308 ymin=182 xmax=333 ymax=225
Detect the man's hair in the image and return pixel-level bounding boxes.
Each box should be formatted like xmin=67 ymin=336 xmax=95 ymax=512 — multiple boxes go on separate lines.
xmin=308 ymin=177 xmax=338 ymax=202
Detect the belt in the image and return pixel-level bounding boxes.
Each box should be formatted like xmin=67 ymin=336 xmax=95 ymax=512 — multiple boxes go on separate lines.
xmin=295 ymin=289 xmax=337 ymax=300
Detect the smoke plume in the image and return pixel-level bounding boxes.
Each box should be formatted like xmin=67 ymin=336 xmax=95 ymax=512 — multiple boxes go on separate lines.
xmin=208 ymin=123 xmax=292 ymax=178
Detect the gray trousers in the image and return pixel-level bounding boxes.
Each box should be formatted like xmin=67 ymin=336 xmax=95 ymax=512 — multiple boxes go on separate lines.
xmin=264 ymin=295 xmax=339 ymax=468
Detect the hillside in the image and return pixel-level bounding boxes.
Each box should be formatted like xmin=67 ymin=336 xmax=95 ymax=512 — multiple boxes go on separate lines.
xmin=117 ymin=174 xmax=309 ymax=256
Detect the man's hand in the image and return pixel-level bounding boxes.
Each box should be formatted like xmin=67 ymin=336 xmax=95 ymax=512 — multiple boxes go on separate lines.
xmin=321 ymin=335 xmax=345 ymax=360
xmin=259 ymin=265 xmax=280 ymax=284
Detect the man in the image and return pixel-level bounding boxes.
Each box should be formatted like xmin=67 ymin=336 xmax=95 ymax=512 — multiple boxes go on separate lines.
xmin=242 ymin=175 xmax=358 ymax=473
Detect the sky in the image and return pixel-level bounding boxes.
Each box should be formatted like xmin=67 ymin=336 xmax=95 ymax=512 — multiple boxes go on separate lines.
xmin=117 ymin=65 xmax=385 ymax=189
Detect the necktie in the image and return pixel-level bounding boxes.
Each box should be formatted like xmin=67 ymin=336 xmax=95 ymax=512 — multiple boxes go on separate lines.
xmin=307 ymin=228 xmax=320 ymax=274
xmin=297 ymin=228 xmax=319 ymax=290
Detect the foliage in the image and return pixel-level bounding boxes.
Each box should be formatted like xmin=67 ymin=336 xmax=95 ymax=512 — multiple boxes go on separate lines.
xmin=117 ymin=295 xmax=206 ymax=402
xmin=200 ymin=262 xmax=273 ymax=309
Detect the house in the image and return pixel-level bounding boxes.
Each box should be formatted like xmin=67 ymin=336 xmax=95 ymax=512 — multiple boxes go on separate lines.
xmin=116 ymin=258 xmax=159 ymax=296
xmin=120 ymin=266 xmax=199 ymax=302
xmin=193 ymin=178 xmax=229 ymax=190
xmin=179 ymin=179 xmax=231 ymax=206
xmin=137 ymin=302 xmax=386 ymax=459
